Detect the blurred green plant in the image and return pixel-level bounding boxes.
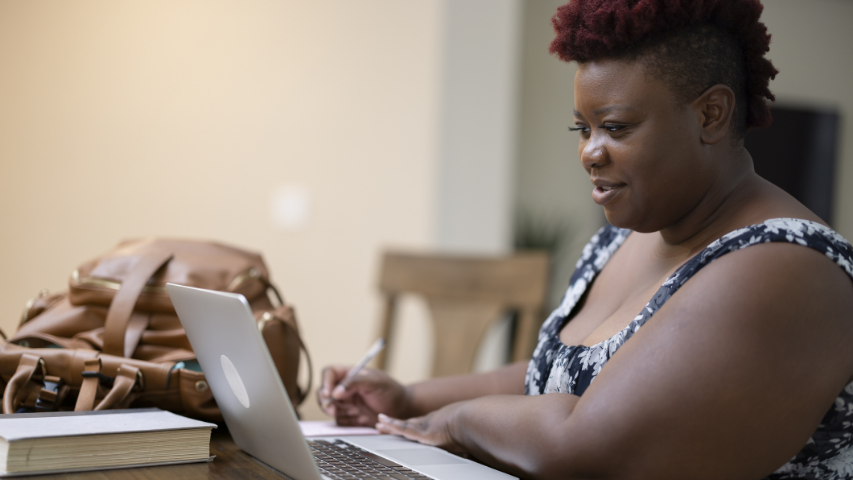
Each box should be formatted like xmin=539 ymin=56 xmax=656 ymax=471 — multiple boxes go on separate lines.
xmin=512 ymin=209 xmax=572 ymax=259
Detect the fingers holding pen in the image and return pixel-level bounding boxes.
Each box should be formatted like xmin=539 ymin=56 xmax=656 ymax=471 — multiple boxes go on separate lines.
xmin=318 ymin=365 xmax=350 ymax=415
xmin=319 ymin=365 xmax=371 ymax=421
xmin=319 ymin=365 xmax=362 ymax=398
xmin=319 ymin=366 xmax=346 ymax=397
xmin=318 ymin=364 xmax=412 ymax=427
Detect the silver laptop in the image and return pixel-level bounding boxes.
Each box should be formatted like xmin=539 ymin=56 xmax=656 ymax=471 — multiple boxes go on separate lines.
xmin=166 ymin=284 xmax=515 ymax=480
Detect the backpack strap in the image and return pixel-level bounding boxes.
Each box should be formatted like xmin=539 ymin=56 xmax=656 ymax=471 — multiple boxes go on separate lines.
xmin=74 ymin=358 xmax=105 ymax=411
xmin=94 ymin=364 xmax=143 ymax=410
xmin=3 ymin=354 xmax=44 ymax=414
xmin=103 ymin=251 xmax=172 ymax=358
xmin=259 ymin=307 xmax=313 ymax=405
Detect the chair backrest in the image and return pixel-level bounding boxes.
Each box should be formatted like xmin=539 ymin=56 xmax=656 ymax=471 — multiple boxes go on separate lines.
xmin=375 ymin=251 xmax=549 ymax=378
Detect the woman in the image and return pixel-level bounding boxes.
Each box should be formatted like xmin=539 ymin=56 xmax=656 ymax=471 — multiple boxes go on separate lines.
xmin=319 ymin=1 xmax=853 ymax=478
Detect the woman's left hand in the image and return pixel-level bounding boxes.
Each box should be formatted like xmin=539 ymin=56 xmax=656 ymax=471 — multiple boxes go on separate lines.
xmin=375 ymin=402 xmax=468 ymax=455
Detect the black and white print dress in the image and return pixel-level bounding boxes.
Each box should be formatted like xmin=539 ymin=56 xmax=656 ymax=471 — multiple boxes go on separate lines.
xmin=524 ymin=218 xmax=853 ymax=479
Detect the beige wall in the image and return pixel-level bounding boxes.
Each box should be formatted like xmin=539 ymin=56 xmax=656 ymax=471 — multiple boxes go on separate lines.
xmin=0 ymin=0 xmax=527 ymax=420
xmin=514 ymin=0 xmax=853 ymax=306
xmin=0 ymin=1 xmax=443 ymax=416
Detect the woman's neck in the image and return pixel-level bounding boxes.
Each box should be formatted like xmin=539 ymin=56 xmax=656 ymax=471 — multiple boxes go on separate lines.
xmin=656 ymin=148 xmax=759 ymax=256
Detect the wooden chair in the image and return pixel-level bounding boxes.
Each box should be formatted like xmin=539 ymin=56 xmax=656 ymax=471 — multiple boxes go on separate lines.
xmin=374 ymin=251 xmax=550 ymax=378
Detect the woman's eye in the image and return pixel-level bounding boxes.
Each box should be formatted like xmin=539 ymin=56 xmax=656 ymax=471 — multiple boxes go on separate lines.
xmin=569 ymin=124 xmax=629 ymax=136
xmin=602 ymin=124 xmax=628 ymax=133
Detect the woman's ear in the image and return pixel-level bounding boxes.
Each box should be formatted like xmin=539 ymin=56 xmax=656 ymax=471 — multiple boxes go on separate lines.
xmin=692 ymin=84 xmax=736 ymax=145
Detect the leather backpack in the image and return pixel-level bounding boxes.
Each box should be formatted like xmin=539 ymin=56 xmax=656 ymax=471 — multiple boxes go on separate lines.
xmin=2 ymin=238 xmax=311 ymax=421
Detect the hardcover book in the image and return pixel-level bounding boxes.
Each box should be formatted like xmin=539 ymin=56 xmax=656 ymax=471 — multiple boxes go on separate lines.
xmin=0 ymin=408 xmax=216 ymax=476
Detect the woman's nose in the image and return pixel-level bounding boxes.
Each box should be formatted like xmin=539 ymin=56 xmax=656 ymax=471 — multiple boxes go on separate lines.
xmin=580 ymin=134 xmax=608 ymax=170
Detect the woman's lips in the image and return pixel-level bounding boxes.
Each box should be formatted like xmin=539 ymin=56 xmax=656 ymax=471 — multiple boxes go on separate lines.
xmin=592 ymin=184 xmax=625 ymax=205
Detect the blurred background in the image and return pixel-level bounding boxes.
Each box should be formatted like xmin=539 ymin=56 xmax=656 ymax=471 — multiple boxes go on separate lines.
xmin=1 ymin=0 xmax=851 ymax=419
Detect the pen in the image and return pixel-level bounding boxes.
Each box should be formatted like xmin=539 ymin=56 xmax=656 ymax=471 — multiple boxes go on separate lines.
xmin=322 ymin=338 xmax=386 ymax=409
xmin=339 ymin=338 xmax=386 ymax=389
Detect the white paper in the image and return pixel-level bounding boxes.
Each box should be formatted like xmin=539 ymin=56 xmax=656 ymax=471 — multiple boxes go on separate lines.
xmin=299 ymin=420 xmax=379 ymax=437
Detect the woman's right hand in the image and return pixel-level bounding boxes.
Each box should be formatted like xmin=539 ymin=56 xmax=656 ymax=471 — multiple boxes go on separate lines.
xmin=318 ymin=365 xmax=412 ymax=427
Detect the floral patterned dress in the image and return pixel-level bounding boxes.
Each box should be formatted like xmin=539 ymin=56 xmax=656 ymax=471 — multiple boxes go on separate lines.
xmin=525 ymin=218 xmax=853 ymax=479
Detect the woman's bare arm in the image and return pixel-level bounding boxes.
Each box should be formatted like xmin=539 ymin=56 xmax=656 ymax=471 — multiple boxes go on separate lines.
xmin=407 ymin=361 xmax=527 ymax=416
xmin=381 ymin=243 xmax=853 ymax=479
xmin=319 ymin=359 xmax=526 ymax=425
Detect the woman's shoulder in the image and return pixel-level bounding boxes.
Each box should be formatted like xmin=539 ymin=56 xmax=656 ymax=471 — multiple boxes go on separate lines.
xmin=665 ymin=218 xmax=853 ymax=348
xmin=633 ymin=216 xmax=853 ymax=374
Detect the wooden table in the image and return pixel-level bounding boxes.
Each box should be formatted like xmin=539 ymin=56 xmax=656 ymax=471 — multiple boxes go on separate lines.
xmin=32 ymin=428 xmax=292 ymax=480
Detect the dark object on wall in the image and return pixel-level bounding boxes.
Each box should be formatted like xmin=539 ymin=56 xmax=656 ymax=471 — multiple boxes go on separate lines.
xmin=744 ymin=105 xmax=841 ymax=225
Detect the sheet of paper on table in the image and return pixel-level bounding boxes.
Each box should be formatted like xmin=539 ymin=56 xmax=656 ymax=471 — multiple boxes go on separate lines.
xmin=299 ymin=420 xmax=380 ymax=437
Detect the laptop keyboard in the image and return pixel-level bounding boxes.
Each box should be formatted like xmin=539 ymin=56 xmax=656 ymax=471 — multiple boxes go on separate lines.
xmin=308 ymin=439 xmax=433 ymax=480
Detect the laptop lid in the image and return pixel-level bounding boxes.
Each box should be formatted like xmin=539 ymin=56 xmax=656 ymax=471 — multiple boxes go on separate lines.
xmin=167 ymin=283 xmax=322 ymax=480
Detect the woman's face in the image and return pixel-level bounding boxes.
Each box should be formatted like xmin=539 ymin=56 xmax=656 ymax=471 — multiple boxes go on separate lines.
xmin=573 ymin=59 xmax=716 ymax=233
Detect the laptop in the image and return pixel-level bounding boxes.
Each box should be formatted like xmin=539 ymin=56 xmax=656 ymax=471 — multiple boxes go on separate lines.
xmin=166 ymin=284 xmax=516 ymax=480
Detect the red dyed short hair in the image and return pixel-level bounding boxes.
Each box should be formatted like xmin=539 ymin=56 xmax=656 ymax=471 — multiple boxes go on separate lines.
xmin=550 ymin=0 xmax=778 ymax=133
